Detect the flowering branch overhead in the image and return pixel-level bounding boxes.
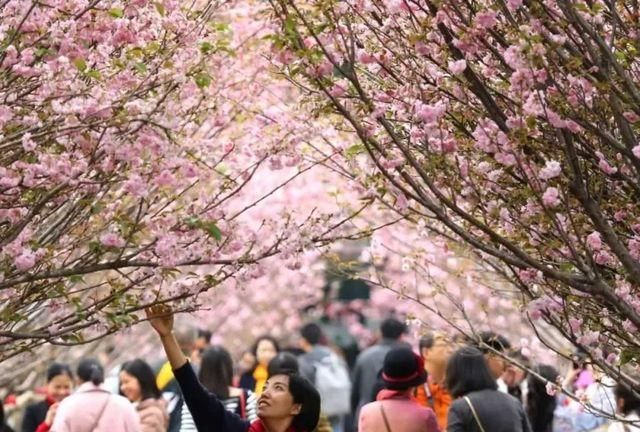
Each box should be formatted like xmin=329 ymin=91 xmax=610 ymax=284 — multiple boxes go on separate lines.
xmin=269 ymin=0 xmax=640 ymax=390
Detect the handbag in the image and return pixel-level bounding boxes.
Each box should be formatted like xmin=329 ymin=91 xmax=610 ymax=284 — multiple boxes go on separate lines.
xmin=463 ymin=396 xmax=487 ymax=432
xmin=86 ymin=393 xmax=111 ymax=432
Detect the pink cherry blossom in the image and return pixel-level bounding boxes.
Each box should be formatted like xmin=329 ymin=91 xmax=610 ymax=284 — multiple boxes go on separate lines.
xmin=586 ymin=232 xmax=602 ymax=251
xmin=357 ymin=49 xmax=377 ymax=64
xmin=568 ymin=318 xmax=583 ymax=332
xmin=576 ymin=331 xmax=599 ymax=346
xmin=598 ymin=158 xmax=618 ymax=175
xmin=542 ymin=187 xmax=561 ymax=208
xmin=328 ymin=84 xmax=347 ymax=97
xmin=414 ymin=100 xmax=447 ymax=123
xmin=474 ymin=11 xmax=498 ymax=30
xmin=507 ymin=0 xmax=523 ymax=11
xmin=14 ymin=251 xmax=37 ymax=271
xmin=623 ymin=111 xmax=640 ymax=122
xmin=594 ymin=251 xmax=614 ymax=266
xmin=448 ymin=59 xmax=467 ymax=75
xmin=628 ymin=237 xmax=640 ymax=260
xmin=539 ymin=160 xmax=561 ymax=180
xmin=623 ymin=319 xmax=638 ymax=333
xmin=100 ymin=233 xmax=126 ymax=248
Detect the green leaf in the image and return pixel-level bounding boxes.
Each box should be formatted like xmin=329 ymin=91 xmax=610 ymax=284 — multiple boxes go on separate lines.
xmin=134 ymin=62 xmax=147 ymax=74
xmin=184 ymin=217 xmax=222 ymax=241
xmin=73 ymin=58 xmax=87 ymax=72
xmin=36 ymin=47 xmax=50 ymax=57
xmin=202 ymin=221 xmax=222 ymax=241
xmin=345 ymin=144 xmax=366 ymax=158
xmin=284 ymin=15 xmax=297 ymax=37
xmin=90 ymin=202 xmax=104 ymax=214
xmin=109 ymin=8 xmax=124 ymax=18
xmin=88 ymin=240 xmax=102 ymax=254
xmin=195 ymin=72 xmax=212 ymax=88
xmin=185 ymin=216 xmax=200 ymax=228
xmin=69 ymin=275 xmax=85 ymax=284
xmin=620 ymin=349 xmax=640 ymax=365
xmin=333 ymin=60 xmax=354 ymax=78
xmin=86 ymin=69 xmax=101 ymax=80
xmin=154 ymin=2 xmax=166 ymax=16
xmin=213 ymin=22 xmax=231 ymax=32
xmin=129 ymin=47 xmax=144 ymax=59
xmin=146 ymin=41 xmax=161 ymax=55
xmin=200 ymin=42 xmax=214 ymax=55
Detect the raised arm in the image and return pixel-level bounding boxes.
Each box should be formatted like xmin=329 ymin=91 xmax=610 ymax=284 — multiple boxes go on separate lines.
xmin=146 ymin=305 xmax=187 ymax=370
xmin=145 ymin=305 xmax=250 ymax=432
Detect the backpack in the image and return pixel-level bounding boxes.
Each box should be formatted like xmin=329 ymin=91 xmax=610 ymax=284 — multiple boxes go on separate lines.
xmin=314 ymin=353 xmax=352 ymax=416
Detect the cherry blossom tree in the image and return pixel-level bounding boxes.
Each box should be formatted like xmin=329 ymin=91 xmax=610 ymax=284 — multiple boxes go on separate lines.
xmin=268 ymin=0 xmax=640 ymax=390
xmin=0 ymin=0 xmax=373 ymax=365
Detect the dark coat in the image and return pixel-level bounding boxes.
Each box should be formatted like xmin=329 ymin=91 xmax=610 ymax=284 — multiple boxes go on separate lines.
xmin=175 ymin=363 xmax=251 ymax=432
xmin=22 ymin=400 xmax=49 ymax=432
xmin=238 ymin=372 xmax=256 ymax=393
xmin=447 ymin=389 xmax=532 ymax=432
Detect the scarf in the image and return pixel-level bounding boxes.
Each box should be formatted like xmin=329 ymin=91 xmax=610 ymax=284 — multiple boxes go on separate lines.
xmin=376 ymin=389 xmax=416 ymax=401
xmin=248 ymin=419 xmax=300 ymax=432
xmin=253 ymin=364 xmax=269 ymax=395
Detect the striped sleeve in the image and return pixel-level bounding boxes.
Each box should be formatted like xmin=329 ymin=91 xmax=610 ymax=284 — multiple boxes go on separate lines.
xmin=245 ymin=390 xmax=259 ymax=423
xmin=179 ymin=401 xmax=197 ymax=432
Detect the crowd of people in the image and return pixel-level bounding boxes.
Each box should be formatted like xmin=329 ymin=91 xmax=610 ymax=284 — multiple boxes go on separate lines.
xmin=1 ymin=307 xmax=638 ymax=432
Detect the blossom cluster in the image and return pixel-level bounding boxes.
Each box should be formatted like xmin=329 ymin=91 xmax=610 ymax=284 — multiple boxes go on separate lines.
xmin=270 ymin=0 xmax=640 ymax=376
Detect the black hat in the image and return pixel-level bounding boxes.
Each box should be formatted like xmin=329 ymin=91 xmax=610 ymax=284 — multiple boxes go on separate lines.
xmin=381 ymin=347 xmax=427 ymax=390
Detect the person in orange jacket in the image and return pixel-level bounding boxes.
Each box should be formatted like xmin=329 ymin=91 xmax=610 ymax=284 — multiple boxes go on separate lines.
xmin=414 ymin=332 xmax=454 ymax=431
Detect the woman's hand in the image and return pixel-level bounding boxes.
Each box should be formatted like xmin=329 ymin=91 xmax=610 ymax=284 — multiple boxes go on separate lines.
xmin=146 ymin=304 xmax=188 ymax=369
xmin=44 ymin=402 xmax=59 ymax=426
xmin=146 ymin=304 xmax=174 ymax=337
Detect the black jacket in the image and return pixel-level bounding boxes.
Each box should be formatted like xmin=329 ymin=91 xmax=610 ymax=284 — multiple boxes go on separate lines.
xmin=174 ymin=362 xmax=251 ymax=432
xmin=447 ymin=389 xmax=532 ymax=432
xmin=21 ymin=400 xmax=49 ymax=432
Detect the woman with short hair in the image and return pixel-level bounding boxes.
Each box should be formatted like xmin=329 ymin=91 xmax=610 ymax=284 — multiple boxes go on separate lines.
xmin=445 ymin=346 xmax=532 ymax=432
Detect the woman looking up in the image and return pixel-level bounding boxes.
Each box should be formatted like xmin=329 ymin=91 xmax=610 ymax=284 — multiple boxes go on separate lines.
xmin=146 ymin=305 xmax=320 ymax=432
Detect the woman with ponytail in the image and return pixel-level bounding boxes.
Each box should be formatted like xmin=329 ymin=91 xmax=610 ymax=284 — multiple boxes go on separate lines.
xmin=50 ymin=359 xmax=141 ymax=432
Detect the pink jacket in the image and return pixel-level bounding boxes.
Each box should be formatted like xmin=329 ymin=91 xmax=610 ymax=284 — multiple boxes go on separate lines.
xmin=136 ymin=398 xmax=168 ymax=432
xmin=51 ymin=383 xmax=141 ymax=432
xmin=358 ymin=390 xmax=440 ymax=432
